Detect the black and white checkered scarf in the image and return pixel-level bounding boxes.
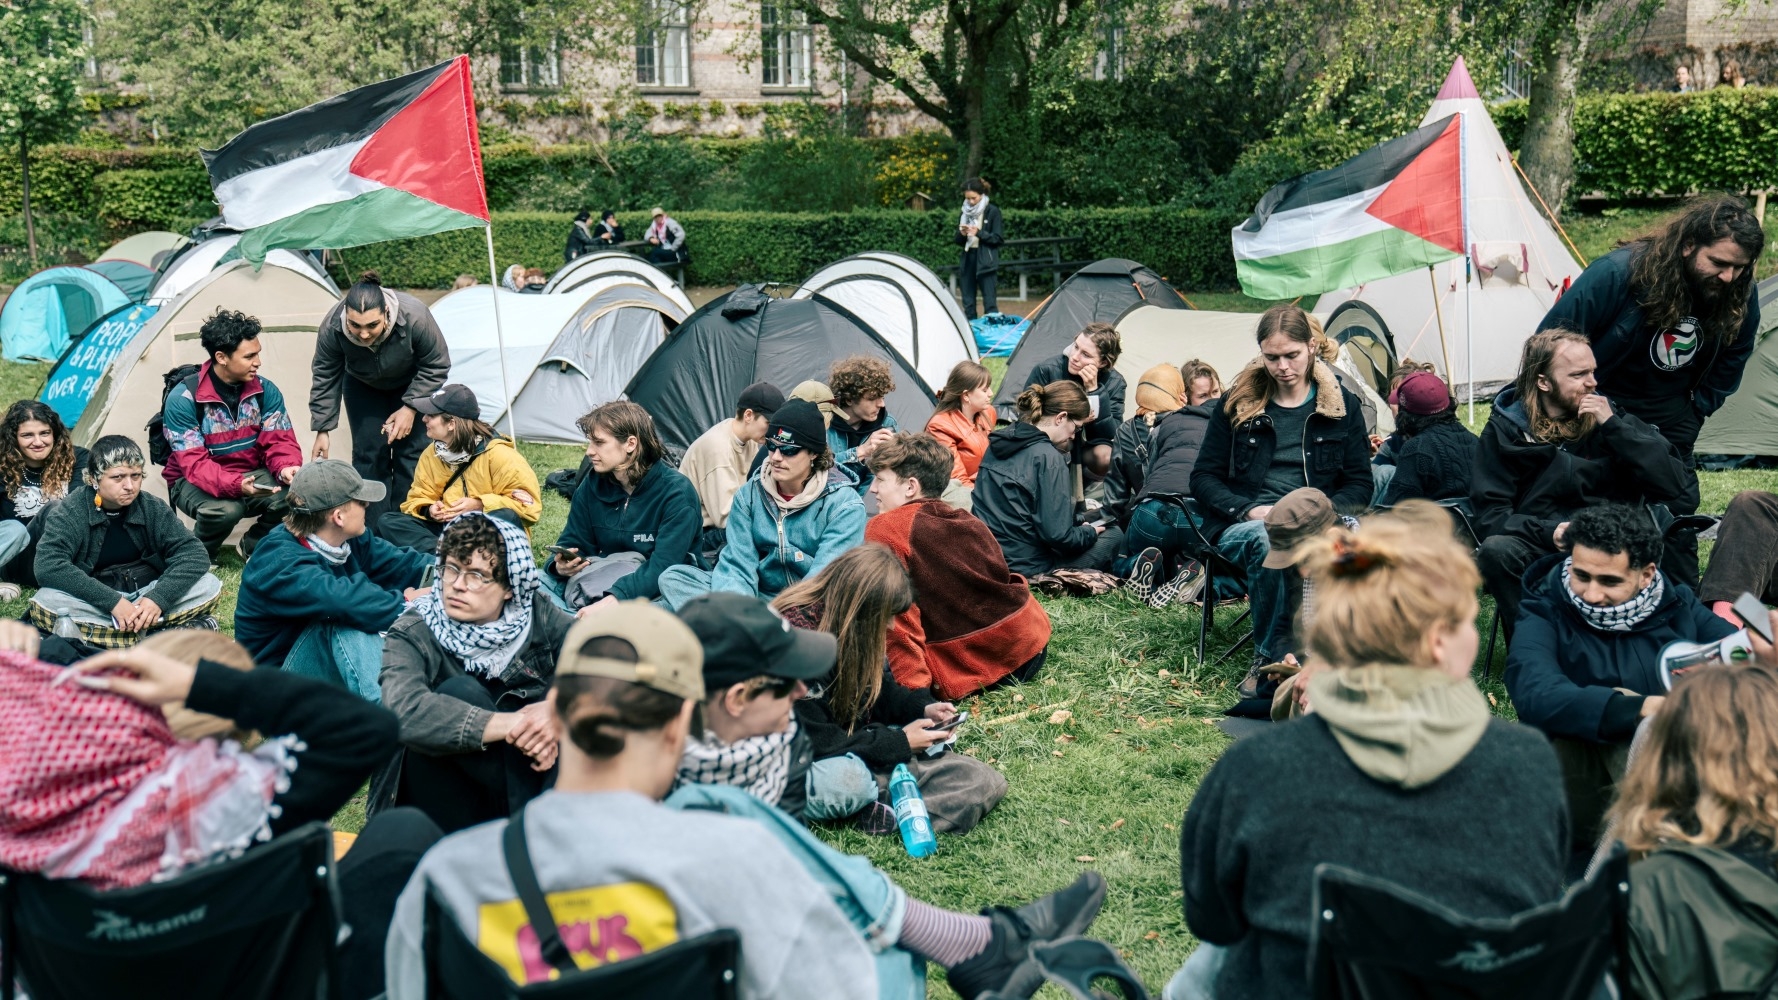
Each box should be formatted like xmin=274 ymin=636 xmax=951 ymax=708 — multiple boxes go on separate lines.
xmin=676 ymin=720 xmax=797 ymax=807
xmin=1563 ymin=558 xmax=1665 ymax=632
xmin=417 ymin=513 xmax=541 ymax=679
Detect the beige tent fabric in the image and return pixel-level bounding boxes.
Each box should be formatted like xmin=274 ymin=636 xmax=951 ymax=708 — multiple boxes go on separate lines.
xmin=74 ymin=259 xmax=345 ymax=503
xmin=97 ymin=231 xmax=188 ymax=269
xmin=1113 ymin=305 xmax=1395 ymax=436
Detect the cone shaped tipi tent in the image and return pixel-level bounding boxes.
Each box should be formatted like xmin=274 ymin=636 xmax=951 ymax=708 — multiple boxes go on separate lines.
xmin=1314 ymin=57 xmax=1584 ymax=393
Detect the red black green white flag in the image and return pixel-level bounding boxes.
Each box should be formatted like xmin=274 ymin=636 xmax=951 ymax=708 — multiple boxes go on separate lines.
xmin=202 ymin=57 xmax=489 ymax=264
xmin=1232 ymin=114 xmax=1465 ymax=299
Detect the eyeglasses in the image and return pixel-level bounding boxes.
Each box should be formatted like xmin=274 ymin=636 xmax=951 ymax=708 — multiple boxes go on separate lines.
xmin=440 ymin=563 xmax=499 ymax=591
xmin=756 ymin=676 xmax=802 ymax=699
xmin=763 ymin=441 xmax=804 ymax=457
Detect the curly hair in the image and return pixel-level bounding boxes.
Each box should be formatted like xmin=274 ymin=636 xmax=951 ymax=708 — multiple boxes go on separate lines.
xmin=1566 ymin=503 xmax=1663 ymax=568
xmin=829 ymin=355 xmax=896 ymax=406
xmin=198 ymin=308 xmax=261 ymax=360
xmin=1625 ymin=196 xmax=1765 ymax=352
xmin=437 ymin=514 xmax=510 ymax=589
xmin=0 ymin=400 xmax=77 ymax=501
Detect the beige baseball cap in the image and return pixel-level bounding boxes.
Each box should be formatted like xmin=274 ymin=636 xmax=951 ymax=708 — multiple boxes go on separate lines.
xmin=557 ymin=600 xmax=705 ymax=702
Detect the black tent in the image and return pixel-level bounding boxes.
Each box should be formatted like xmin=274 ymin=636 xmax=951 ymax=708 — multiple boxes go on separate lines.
xmin=994 ymin=259 xmax=1190 ymax=415
xmin=625 ymin=284 xmax=938 ymax=460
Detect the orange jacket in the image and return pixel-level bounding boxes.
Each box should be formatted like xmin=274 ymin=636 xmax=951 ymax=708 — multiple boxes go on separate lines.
xmin=924 ymin=408 xmax=995 ymax=487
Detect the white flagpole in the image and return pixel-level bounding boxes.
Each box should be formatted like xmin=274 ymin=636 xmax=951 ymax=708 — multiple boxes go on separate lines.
xmin=1461 ymin=110 xmax=1475 ymax=424
xmin=482 ymin=224 xmax=514 ymax=436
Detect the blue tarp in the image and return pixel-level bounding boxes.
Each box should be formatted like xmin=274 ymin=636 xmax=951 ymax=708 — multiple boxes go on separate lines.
xmin=0 ymin=266 xmax=133 ymax=362
xmin=39 ymin=303 xmax=158 ymax=428
xmin=970 ymin=312 xmax=1028 ymax=358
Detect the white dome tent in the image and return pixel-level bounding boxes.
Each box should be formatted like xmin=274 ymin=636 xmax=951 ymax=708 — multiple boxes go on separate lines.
xmin=507 ymin=284 xmax=688 ymax=443
xmin=150 ymin=233 xmax=338 ymax=306
xmin=790 ymin=251 xmax=977 ymax=393
xmin=544 ymin=251 xmax=693 ymax=313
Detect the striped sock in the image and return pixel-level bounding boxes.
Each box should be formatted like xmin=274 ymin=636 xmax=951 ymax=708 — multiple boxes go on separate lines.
xmin=898 ymin=899 xmax=993 ymax=968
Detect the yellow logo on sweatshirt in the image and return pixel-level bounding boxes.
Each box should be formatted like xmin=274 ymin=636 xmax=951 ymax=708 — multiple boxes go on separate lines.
xmin=476 ymin=882 xmax=679 ymax=984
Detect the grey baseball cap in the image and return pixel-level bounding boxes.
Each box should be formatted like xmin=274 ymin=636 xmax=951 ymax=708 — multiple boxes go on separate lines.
xmin=287 ymin=459 xmax=385 ymax=513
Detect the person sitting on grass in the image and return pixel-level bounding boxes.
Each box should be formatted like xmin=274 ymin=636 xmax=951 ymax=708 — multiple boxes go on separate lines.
xmin=1504 ymin=503 xmax=1733 ymax=859
xmin=378 ymin=383 xmax=541 ymax=551
xmin=828 ymin=355 xmax=901 ymax=490
xmin=1609 ymin=663 xmax=1778 ymax=1000
xmin=1170 ymin=503 xmax=1567 ymax=1000
xmin=865 ymin=432 xmax=1051 ymax=698
xmin=1376 ymin=370 xmax=1476 ymax=508
xmin=975 ymin=381 xmax=1122 ymax=577
xmin=0 ymin=624 xmax=433 ymax=1000
xmin=1104 ymin=362 xmax=1186 ymax=527
xmin=656 ymin=399 xmax=865 ymax=610
xmin=161 ymin=308 xmax=304 ymax=561
xmin=678 ymin=380 xmax=783 ymax=557
xmin=385 ymin=600 xmax=1108 ymax=1000
xmin=234 ymin=460 xmax=432 ymax=701
xmin=31 ymin=436 xmax=221 ymax=646
xmin=377 ymin=512 xmax=575 ymax=834
xmin=1471 ymin=328 xmax=1697 ymax=638
xmin=1022 ymin=322 xmax=1126 ymax=479
xmin=0 ymin=400 xmax=88 ymax=599
xmin=1189 ymin=304 xmax=1374 ymax=670
xmin=1696 ymin=489 xmax=1778 ymax=625
xmin=1109 ymin=361 xmax=1226 ymax=609
xmin=546 ymin=401 xmax=700 ymax=612
xmin=923 ymin=360 xmax=997 ymax=510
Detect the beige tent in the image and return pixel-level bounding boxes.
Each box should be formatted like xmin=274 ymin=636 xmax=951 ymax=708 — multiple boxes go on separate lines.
xmin=1114 ymin=305 xmax=1395 ymax=436
xmin=75 ymin=259 xmax=343 ymax=502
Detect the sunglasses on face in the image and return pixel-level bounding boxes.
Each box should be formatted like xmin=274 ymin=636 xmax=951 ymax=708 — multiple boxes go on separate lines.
xmin=763 ymin=440 xmax=804 ymax=457
xmin=757 ymin=676 xmax=801 ymax=699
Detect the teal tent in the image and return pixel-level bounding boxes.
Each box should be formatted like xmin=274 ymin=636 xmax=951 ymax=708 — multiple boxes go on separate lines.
xmin=86 ymin=260 xmax=156 ymax=303
xmin=0 ymin=266 xmax=134 ymax=362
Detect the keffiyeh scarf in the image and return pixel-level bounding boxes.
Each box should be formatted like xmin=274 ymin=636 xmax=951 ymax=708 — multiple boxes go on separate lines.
xmin=417 ymin=512 xmax=541 ymax=679
xmin=677 ymin=720 xmax=797 ymax=806
xmin=1564 ymin=558 xmax=1665 ymax=632
xmin=959 ymin=194 xmax=989 ymax=251
xmin=434 ymin=437 xmax=483 ymax=467
xmin=0 ymin=652 xmax=296 ymax=890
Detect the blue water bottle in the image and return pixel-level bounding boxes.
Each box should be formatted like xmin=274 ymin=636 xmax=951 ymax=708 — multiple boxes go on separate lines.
xmin=890 ymin=763 xmax=937 ymax=858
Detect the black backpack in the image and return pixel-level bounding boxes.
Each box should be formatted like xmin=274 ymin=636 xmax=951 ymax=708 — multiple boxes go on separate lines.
xmin=145 ymin=364 xmax=202 ymax=467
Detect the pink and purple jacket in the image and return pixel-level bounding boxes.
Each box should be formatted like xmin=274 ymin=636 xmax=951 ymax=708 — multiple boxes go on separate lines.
xmin=161 ymin=362 xmax=303 ymax=498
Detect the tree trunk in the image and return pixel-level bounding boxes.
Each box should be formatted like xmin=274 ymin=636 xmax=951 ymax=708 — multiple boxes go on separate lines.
xmin=1518 ymin=8 xmax=1588 ymax=221
xmin=19 ymin=136 xmax=36 ymax=267
xmin=963 ymin=84 xmax=986 ymax=181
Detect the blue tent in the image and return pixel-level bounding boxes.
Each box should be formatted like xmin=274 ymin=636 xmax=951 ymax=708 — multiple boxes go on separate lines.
xmin=86 ymin=259 xmax=156 ymax=303
xmin=0 ymin=266 xmax=133 ymax=362
xmin=38 ymin=302 xmax=160 ymax=428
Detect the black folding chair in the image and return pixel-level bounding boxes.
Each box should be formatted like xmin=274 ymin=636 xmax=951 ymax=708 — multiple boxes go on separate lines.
xmin=422 ymin=889 xmax=741 ymax=999
xmin=0 ymin=821 xmax=343 ymax=1000
xmin=1434 ymin=498 xmax=1506 ymax=681
xmin=1151 ymin=495 xmax=1253 ymax=667
xmin=1307 ymin=848 xmax=1629 ymax=1000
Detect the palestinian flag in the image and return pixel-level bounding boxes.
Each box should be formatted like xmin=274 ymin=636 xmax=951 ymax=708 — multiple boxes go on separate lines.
xmin=1233 ymin=114 xmax=1464 ymax=299
xmin=202 ymin=57 xmax=489 ymax=264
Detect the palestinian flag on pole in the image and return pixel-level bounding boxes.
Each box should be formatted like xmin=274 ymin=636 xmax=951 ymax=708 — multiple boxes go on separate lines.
xmin=202 ymin=57 xmax=489 ymax=264
xmin=1232 ymin=114 xmax=1464 ymax=299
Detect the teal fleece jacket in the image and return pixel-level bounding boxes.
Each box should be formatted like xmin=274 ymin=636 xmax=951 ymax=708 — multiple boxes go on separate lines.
xmin=710 ymin=464 xmax=866 ymax=598
xmin=234 ymin=524 xmax=432 ymax=667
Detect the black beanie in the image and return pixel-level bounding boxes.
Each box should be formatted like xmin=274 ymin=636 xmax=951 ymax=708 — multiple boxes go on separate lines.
xmin=766 ymin=398 xmax=827 ymax=453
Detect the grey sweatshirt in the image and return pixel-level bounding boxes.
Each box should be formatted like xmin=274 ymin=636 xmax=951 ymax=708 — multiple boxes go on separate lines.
xmin=385 ymin=789 xmax=877 ymax=999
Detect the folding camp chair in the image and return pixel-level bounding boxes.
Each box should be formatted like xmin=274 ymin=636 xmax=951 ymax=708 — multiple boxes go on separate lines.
xmin=1435 ymin=498 xmax=1505 ymax=681
xmin=1306 ymin=848 xmax=1629 ymax=1000
xmin=0 ymin=821 xmax=343 ymax=1000
xmin=1150 ymin=495 xmax=1253 ymax=667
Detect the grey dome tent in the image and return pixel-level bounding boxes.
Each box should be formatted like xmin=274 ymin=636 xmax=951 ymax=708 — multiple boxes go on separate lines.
xmin=624 ymin=284 xmax=937 ymax=461
xmin=790 ymin=251 xmax=976 ymax=393
xmin=1322 ymin=301 xmax=1400 ymax=399
xmin=545 ymin=250 xmax=694 ymax=313
xmin=993 ymin=258 xmax=1190 ymax=415
xmin=1696 ymin=274 xmax=1778 ymax=458
xmin=506 ymin=283 xmax=688 ymax=444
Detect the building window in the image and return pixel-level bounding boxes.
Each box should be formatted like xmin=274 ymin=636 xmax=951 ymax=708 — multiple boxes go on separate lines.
xmin=762 ymin=4 xmax=812 ymax=89
xmin=637 ymin=1 xmax=692 ymax=88
xmin=1091 ymin=24 xmax=1124 ymax=81
xmin=500 ymin=37 xmax=561 ymax=90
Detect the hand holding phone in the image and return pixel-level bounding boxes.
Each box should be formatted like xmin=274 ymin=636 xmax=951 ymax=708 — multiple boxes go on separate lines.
xmin=1735 ymin=592 xmax=1774 ymax=644
xmin=929 ymin=710 xmax=968 ymax=733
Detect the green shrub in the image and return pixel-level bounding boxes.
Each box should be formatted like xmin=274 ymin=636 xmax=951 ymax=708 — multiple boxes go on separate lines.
xmin=95 ymin=168 xmax=216 ymax=230
xmin=0 ymin=212 xmax=107 ymax=281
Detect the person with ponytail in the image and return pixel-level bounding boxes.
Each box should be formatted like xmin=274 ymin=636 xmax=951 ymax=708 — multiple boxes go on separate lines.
xmin=310 ymin=271 xmax=451 ymax=525
xmin=1169 ymin=503 xmax=1566 ymax=1000
xmin=955 ymin=177 xmax=1003 ymax=320
xmin=0 ymin=399 xmax=87 ymax=597
xmin=974 ymin=381 xmax=1122 ymax=576
xmin=386 ymin=600 xmax=1107 ymax=1000
xmin=1189 ymin=304 xmax=1374 ymax=668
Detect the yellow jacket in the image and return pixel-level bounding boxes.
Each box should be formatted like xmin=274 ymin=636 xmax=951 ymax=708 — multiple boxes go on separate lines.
xmin=399 ymin=437 xmax=543 ymax=529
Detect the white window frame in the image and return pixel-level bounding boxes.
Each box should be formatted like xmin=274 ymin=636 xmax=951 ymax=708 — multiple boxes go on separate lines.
xmin=500 ymin=36 xmax=562 ymax=91
xmin=637 ymin=1 xmax=692 ymax=88
xmin=761 ymin=3 xmax=812 ymax=89
xmin=1092 ymin=24 xmax=1124 ymax=82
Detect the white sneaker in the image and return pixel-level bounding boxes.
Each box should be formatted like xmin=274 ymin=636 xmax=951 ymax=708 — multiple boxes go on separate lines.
xmin=0 ymin=583 xmax=20 ymax=602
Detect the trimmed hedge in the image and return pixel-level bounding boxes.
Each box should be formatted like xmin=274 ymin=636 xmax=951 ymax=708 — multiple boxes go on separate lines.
xmin=340 ymin=208 xmax=1245 ymax=291
xmin=1493 ymin=87 xmax=1778 ymax=198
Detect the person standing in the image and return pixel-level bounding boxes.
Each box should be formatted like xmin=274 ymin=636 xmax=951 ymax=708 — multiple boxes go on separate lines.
xmin=310 ymin=272 xmax=451 ymax=526
xmin=955 ymin=178 xmax=1003 ymax=321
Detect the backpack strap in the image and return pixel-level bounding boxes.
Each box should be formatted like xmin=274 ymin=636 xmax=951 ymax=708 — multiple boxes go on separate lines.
xmin=436 ymin=439 xmax=491 ymax=503
xmin=501 ymin=806 xmax=580 ymax=977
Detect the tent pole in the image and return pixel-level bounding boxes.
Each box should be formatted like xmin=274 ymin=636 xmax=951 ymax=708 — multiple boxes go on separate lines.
xmin=483 ymin=225 xmax=514 ymax=436
xmin=1429 ymin=265 xmax=1453 ymax=385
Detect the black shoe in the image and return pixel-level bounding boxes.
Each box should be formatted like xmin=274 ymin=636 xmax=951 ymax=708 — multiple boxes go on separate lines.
xmin=945 ymin=872 xmax=1108 ymax=999
xmin=1237 ymin=662 xmax=1265 ymax=699
xmin=1125 ymin=547 xmax=1162 ymax=601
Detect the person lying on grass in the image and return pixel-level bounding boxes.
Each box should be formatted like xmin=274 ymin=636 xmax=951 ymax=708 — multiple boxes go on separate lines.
xmin=387 ymin=600 xmax=1108 ymax=1000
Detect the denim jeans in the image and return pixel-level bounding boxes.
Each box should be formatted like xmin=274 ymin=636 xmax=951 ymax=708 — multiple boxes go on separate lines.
xmin=803 ymin=754 xmax=880 ymax=821
xmin=1215 ymin=518 xmax=1291 ymax=662
xmin=282 ymin=623 xmax=388 ymax=703
xmin=1163 ymin=943 xmax=1226 ymax=1000
xmin=656 ymin=563 xmax=716 ymax=611
xmin=666 ymin=783 xmax=924 ymax=1000
xmin=1112 ymin=499 xmax=1198 ymax=576
xmin=0 ymin=519 xmax=30 ymax=574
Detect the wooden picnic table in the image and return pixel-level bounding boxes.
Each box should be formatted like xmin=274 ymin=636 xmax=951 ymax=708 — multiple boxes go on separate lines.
xmin=945 ymin=234 xmax=1090 ymax=301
